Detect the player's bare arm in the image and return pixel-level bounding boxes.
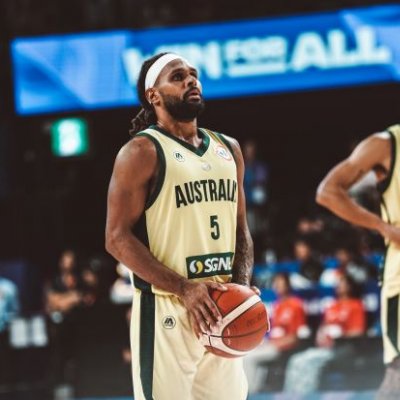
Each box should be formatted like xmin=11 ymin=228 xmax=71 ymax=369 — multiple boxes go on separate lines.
xmin=105 ymin=135 xmax=225 ymax=336
xmin=224 ymin=137 xmax=255 ymax=288
xmin=316 ymin=133 xmax=400 ymax=244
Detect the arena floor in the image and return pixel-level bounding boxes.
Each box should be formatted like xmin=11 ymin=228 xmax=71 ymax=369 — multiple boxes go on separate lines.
xmin=76 ymin=392 xmax=377 ymax=400
xmin=249 ymin=392 xmax=376 ymax=400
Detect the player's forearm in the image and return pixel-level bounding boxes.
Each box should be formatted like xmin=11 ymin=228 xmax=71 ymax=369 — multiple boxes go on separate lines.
xmin=106 ymin=231 xmax=186 ymax=296
xmin=316 ymin=186 xmax=384 ymax=232
xmin=231 ymin=225 xmax=254 ymax=286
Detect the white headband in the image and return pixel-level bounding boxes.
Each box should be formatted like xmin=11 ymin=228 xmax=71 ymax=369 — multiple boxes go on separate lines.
xmin=145 ymin=53 xmax=188 ymax=90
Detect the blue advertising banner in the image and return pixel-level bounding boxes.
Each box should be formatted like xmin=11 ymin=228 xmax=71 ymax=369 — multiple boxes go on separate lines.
xmin=11 ymin=4 xmax=400 ymax=115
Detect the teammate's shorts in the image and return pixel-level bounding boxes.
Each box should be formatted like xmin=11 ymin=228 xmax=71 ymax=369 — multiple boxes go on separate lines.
xmin=130 ymin=288 xmax=248 ymax=400
xmin=381 ymin=287 xmax=400 ymax=364
xmin=381 ymin=246 xmax=400 ymax=364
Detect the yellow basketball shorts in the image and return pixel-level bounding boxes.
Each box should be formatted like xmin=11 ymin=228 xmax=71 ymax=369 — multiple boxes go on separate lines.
xmin=130 ymin=288 xmax=248 ymax=400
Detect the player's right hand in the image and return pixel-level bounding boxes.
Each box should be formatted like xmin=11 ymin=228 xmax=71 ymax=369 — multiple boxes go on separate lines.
xmin=179 ymin=280 xmax=227 ymax=338
xmin=379 ymin=223 xmax=400 ymax=247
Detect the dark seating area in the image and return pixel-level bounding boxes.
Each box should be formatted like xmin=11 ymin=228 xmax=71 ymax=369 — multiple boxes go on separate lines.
xmin=0 ymin=302 xmax=132 ymax=400
xmin=319 ymin=337 xmax=384 ymax=391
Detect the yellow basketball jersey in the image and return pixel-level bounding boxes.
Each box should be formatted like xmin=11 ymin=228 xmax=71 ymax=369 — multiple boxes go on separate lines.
xmin=380 ymin=124 xmax=400 ymax=295
xmin=133 ymin=125 xmax=238 ymax=295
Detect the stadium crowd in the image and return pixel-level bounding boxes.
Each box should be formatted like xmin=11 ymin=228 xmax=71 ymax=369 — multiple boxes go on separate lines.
xmin=0 ymin=250 xmax=133 ymax=400
xmin=0 ymin=139 xmax=386 ymax=399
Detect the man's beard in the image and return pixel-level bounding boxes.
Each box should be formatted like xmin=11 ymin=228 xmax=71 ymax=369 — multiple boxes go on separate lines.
xmin=161 ymin=92 xmax=205 ymax=121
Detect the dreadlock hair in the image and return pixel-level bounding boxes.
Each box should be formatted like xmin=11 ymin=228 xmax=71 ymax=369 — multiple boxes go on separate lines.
xmin=129 ymin=52 xmax=170 ymax=136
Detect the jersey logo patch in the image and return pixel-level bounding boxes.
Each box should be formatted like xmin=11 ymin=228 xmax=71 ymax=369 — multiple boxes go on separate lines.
xmin=162 ymin=316 xmax=176 ymax=329
xmin=173 ymin=151 xmax=185 ymax=162
xmin=215 ymin=144 xmax=232 ymax=161
xmin=186 ymin=252 xmax=234 ymax=279
xmin=202 ymin=162 xmax=211 ymax=171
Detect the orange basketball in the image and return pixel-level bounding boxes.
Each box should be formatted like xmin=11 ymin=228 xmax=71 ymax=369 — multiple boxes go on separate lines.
xmin=201 ymin=283 xmax=270 ymax=358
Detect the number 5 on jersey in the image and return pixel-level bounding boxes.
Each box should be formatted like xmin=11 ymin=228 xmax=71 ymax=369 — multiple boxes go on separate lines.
xmin=210 ymin=215 xmax=220 ymax=240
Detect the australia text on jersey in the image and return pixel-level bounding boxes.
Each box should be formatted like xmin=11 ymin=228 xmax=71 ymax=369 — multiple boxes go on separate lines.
xmin=175 ymin=178 xmax=237 ymax=208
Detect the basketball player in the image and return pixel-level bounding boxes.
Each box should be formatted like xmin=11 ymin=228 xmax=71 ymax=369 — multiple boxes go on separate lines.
xmin=105 ymin=53 xmax=254 ymax=400
xmin=316 ymin=124 xmax=400 ymax=399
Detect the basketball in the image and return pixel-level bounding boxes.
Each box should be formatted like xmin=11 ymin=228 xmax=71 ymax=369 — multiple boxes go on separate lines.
xmin=201 ymin=283 xmax=270 ymax=358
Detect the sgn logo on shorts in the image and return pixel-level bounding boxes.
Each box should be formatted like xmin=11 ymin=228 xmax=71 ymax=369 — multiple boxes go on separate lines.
xmin=186 ymin=252 xmax=234 ymax=279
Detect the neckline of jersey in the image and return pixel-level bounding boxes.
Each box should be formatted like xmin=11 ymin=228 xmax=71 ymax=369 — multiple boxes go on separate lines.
xmin=149 ymin=124 xmax=210 ymax=157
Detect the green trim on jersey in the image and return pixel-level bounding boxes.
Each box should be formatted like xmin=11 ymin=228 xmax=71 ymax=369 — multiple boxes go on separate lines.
xmin=149 ymin=124 xmax=210 ymax=157
xmin=378 ymin=129 xmax=396 ymax=194
xmin=203 ymin=128 xmax=236 ymax=162
xmin=132 ymin=213 xmax=152 ymax=292
xmin=387 ymin=294 xmax=400 ymax=355
xmin=380 ymin=244 xmax=388 ymax=285
xmin=215 ymin=132 xmax=236 ymax=162
xmin=135 ymin=132 xmax=166 ymax=210
xmin=139 ymin=291 xmax=155 ymax=400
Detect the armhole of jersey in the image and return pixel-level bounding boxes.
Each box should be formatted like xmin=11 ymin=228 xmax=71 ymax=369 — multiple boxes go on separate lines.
xmin=203 ymin=128 xmax=237 ymax=163
xmin=378 ymin=129 xmax=396 ymax=194
xmin=135 ymin=132 xmax=166 ymax=210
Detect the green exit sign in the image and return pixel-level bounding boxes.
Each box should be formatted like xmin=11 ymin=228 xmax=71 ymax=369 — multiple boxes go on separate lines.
xmin=51 ymin=118 xmax=89 ymax=157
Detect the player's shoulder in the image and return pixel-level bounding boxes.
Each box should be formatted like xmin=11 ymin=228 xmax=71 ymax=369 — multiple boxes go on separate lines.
xmin=115 ymin=131 xmax=158 ymax=167
xmin=384 ymin=124 xmax=400 ymax=137
xmin=351 ymin=127 xmax=392 ymax=156
xmin=373 ymin=132 xmax=391 ymax=141
xmin=372 ymin=124 xmax=400 ymax=140
xmin=122 ymin=131 xmax=157 ymax=155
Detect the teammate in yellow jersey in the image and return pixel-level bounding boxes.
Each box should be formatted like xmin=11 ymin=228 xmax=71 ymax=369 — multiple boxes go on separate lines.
xmin=317 ymin=124 xmax=400 ymax=399
xmin=105 ymin=52 xmax=256 ymax=400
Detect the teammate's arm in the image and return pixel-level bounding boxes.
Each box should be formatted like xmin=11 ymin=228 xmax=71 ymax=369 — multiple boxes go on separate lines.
xmin=316 ymin=133 xmax=400 ymax=244
xmin=224 ymin=137 xmax=254 ymax=287
xmin=105 ymin=137 xmax=225 ymax=336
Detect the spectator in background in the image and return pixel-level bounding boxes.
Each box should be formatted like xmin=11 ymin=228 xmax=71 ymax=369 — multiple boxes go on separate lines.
xmin=46 ymin=250 xmax=82 ymax=319
xmin=243 ymin=139 xmax=268 ymax=208
xmin=290 ymin=237 xmax=323 ymax=289
xmin=335 ymin=246 xmax=375 ymax=284
xmin=295 ymin=214 xmax=334 ymax=257
xmin=244 ymin=273 xmax=310 ymax=393
xmin=284 ymin=274 xmax=366 ymax=394
xmin=45 ymin=249 xmax=82 ymax=395
xmin=0 ymin=277 xmax=19 ymax=384
xmin=243 ymin=140 xmax=269 ymax=235
xmin=80 ymin=256 xmax=115 ymax=306
xmin=0 ymin=277 xmax=19 ymax=331
xmin=320 ymin=246 xmax=377 ymax=287
xmin=110 ymin=263 xmax=133 ymax=304
xmin=297 ymin=216 xmax=324 ymax=236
